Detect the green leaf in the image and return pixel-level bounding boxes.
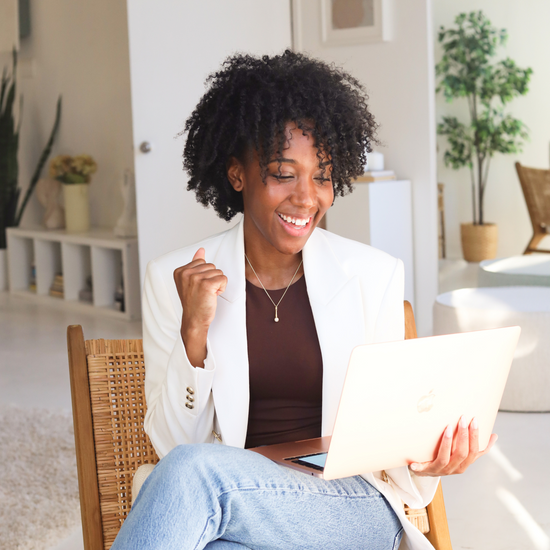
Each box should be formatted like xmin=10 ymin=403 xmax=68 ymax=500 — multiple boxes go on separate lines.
xmin=15 ymin=96 xmax=63 ymax=226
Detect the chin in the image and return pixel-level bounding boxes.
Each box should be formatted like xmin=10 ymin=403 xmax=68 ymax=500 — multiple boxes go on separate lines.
xmin=275 ymin=235 xmax=311 ymax=256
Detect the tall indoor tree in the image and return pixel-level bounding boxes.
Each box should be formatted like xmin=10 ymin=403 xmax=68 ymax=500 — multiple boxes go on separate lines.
xmin=436 ymin=11 xmax=532 ymax=259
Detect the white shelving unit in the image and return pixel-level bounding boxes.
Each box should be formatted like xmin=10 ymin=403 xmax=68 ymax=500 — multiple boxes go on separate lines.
xmin=6 ymin=226 xmax=141 ymax=320
xmin=326 ymin=179 xmax=415 ymax=306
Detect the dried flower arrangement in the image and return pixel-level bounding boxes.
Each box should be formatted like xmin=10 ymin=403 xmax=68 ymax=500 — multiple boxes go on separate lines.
xmin=50 ymin=154 xmax=97 ymax=184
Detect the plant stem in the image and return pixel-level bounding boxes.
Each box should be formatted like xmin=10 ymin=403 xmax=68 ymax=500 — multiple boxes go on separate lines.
xmin=472 ymin=90 xmax=482 ymax=225
xmin=466 ymin=95 xmax=477 ymax=224
xmin=480 ymin=154 xmax=491 ymax=226
xmin=469 ymin=163 xmax=477 ymax=225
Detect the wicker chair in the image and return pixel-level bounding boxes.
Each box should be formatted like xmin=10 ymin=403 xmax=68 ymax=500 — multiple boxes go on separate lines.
xmin=515 ymin=162 xmax=550 ymax=254
xmin=67 ymin=301 xmax=453 ymax=550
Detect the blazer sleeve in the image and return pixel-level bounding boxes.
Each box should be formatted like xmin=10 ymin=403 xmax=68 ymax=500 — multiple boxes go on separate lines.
xmin=142 ymin=259 xmax=218 ymax=458
xmin=372 ymin=258 xmax=440 ymax=508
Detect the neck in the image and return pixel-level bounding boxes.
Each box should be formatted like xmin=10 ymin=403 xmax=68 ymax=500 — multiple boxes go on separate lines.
xmin=244 ymin=239 xmax=304 ymax=290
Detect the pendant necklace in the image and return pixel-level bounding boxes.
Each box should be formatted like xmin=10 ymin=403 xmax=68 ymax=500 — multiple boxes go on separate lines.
xmin=245 ymin=254 xmax=303 ymax=323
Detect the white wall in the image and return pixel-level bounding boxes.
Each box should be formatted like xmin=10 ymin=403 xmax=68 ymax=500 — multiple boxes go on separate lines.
xmin=0 ymin=0 xmax=19 ymax=52
xmin=9 ymin=0 xmax=134 ymax=230
xmin=126 ymin=0 xmax=292 ymax=278
xmin=434 ymin=0 xmax=550 ymax=258
xmin=294 ymin=0 xmax=438 ymax=335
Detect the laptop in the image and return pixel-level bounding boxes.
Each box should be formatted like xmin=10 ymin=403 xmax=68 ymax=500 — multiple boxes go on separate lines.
xmin=250 ymin=326 xmax=521 ymax=480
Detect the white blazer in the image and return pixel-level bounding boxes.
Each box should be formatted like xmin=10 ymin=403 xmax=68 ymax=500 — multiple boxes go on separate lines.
xmin=142 ymin=217 xmax=438 ymax=550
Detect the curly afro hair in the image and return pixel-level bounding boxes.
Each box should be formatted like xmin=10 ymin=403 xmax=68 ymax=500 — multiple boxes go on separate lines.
xmin=183 ymin=50 xmax=378 ymax=221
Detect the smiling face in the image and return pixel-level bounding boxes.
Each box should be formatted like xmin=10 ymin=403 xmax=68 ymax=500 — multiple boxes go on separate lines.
xmin=228 ymin=124 xmax=334 ymax=261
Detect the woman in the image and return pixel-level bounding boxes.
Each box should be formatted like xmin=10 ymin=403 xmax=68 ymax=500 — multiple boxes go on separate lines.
xmin=112 ymin=51 xmax=495 ymax=550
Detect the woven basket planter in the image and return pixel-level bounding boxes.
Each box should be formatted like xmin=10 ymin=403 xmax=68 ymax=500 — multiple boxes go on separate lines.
xmin=460 ymin=222 xmax=498 ymax=262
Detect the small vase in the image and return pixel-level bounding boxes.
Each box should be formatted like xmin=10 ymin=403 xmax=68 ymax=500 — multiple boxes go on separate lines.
xmin=460 ymin=223 xmax=498 ymax=262
xmin=63 ymin=183 xmax=90 ymax=233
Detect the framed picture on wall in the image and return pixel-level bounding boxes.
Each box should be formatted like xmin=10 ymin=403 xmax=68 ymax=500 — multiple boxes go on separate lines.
xmin=317 ymin=0 xmax=389 ymax=47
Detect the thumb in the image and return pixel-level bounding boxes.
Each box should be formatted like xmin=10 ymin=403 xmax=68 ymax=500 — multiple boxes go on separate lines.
xmin=192 ymin=248 xmax=205 ymax=262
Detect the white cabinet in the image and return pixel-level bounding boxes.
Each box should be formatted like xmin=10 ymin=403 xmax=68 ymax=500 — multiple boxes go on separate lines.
xmin=6 ymin=227 xmax=141 ymax=320
xmin=326 ymin=180 xmax=415 ymax=305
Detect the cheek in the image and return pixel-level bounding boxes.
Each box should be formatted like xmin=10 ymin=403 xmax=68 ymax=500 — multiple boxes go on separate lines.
xmin=320 ymin=186 xmax=335 ymax=210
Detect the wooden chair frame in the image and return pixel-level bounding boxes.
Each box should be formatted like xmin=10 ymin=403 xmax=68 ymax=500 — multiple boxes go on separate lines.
xmin=515 ymin=162 xmax=550 ymax=254
xmin=67 ymin=301 xmax=452 ymax=550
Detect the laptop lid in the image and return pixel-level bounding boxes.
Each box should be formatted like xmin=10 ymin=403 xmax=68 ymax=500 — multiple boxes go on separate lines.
xmin=319 ymin=326 xmax=521 ymax=480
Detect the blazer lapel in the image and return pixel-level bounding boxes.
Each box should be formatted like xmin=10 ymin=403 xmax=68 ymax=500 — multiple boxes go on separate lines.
xmin=207 ymin=218 xmax=250 ymax=448
xmin=303 ymin=229 xmax=366 ymax=437
xmin=206 ymin=223 xmax=367 ymax=447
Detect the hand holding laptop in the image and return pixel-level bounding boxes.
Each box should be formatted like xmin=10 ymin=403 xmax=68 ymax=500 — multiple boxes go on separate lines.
xmin=251 ymin=327 xmax=519 ymax=480
xmin=408 ymin=415 xmax=498 ymax=477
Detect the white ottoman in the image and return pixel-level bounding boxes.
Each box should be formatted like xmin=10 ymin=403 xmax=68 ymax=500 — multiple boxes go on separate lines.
xmin=434 ymin=287 xmax=550 ymax=412
xmin=479 ymin=255 xmax=550 ymax=288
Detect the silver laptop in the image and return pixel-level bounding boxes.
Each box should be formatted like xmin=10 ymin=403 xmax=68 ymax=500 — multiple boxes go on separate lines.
xmin=250 ymin=326 xmax=521 ymax=480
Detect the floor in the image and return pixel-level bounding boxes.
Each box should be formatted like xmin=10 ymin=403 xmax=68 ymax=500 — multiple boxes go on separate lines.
xmin=1 ymin=260 xmax=549 ymax=549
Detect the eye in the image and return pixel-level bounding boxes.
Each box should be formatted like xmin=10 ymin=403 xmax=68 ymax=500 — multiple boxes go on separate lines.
xmin=314 ymin=175 xmax=331 ymax=186
xmin=270 ymin=173 xmax=294 ymax=181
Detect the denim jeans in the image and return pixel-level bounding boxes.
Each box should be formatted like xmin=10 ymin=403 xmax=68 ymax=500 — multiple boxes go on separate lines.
xmin=111 ymin=444 xmax=403 ymax=550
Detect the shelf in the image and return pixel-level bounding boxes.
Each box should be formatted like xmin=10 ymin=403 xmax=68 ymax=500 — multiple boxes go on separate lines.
xmin=6 ymin=226 xmax=141 ymax=321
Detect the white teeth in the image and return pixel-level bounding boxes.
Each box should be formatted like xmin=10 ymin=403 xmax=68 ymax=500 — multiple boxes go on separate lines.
xmin=279 ymin=213 xmax=309 ymax=227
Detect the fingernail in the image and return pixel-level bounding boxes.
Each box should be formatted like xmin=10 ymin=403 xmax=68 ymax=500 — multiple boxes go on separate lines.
xmin=460 ymin=416 xmax=468 ymax=429
xmin=472 ymin=417 xmax=478 ymax=430
xmin=445 ymin=425 xmax=453 ymax=438
xmin=410 ymin=463 xmax=418 ymax=470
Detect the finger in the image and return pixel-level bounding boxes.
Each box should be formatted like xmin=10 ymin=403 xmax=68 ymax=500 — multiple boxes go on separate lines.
xmin=174 ymin=263 xmax=217 ymax=284
xmin=185 ymin=263 xmax=219 ymax=275
xmin=193 ymin=248 xmax=206 ymax=262
xmin=436 ymin=424 xmax=454 ymax=466
xmin=190 ymin=269 xmax=225 ymax=282
xmin=479 ymin=433 xmax=498 ymax=455
xmin=468 ymin=417 xmax=480 ymax=455
xmin=216 ymin=275 xmax=228 ymax=295
xmin=198 ymin=274 xmax=227 ymax=296
xmin=448 ymin=415 xmax=470 ymax=470
xmin=454 ymin=417 xmax=481 ymax=473
xmin=174 ymin=259 xmax=206 ymax=280
xmin=410 ymin=424 xmax=453 ymax=475
xmin=451 ymin=415 xmax=468 ymax=454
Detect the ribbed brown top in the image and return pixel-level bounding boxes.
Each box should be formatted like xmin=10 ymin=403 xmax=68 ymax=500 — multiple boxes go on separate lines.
xmin=244 ymin=275 xmax=323 ymax=449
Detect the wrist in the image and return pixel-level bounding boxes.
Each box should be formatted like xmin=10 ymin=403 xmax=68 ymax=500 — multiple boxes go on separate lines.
xmin=181 ymin=324 xmax=208 ymax=368
xmin=181 ymin=324 xmax=208 ymax=342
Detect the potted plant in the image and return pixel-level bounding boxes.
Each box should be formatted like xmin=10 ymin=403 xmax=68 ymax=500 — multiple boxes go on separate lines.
xmin=436 ymin=11 xmax=532 ymax=262
xmin=50 ymin=154 xmax=97 ymax=232
xmin=0 ymin=49 xmax=62 ymax=288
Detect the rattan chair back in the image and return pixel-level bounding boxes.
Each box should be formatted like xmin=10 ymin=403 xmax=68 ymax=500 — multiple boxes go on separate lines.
xmin=67 ymin=302 xmax=452 ymax=550
xmin=67 ymin=326 xmax=159 ymax=550
xmin=515 ymin=162 xmax=550 ymax=254
xmin=86 ymin=338 xmax=159 ymax=548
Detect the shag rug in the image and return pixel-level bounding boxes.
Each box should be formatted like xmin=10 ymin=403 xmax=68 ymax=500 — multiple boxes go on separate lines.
xmin=0 ymin=405 xmax=81 ymax=550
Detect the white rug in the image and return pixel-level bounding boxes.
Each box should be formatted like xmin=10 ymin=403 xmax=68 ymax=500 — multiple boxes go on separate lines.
xmin=0 ymin=406 xmax=81 ymax=550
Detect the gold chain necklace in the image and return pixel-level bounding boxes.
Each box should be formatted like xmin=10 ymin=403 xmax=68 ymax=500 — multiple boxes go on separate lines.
xmin=245 ymin=254 xmax=303 ymax=323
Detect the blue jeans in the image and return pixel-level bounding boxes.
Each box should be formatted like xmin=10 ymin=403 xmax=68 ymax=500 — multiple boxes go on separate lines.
xmin=111 ymin=444 xmax=403 ymax=550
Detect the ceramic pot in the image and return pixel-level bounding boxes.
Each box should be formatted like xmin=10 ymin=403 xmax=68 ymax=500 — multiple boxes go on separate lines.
xmin=460 ymin=223 xmax=498 ymax=262
xmin=0 ymin=248 xmax=8 ymax=291
xmin=63 ymin=183 xmax=90 ymax=233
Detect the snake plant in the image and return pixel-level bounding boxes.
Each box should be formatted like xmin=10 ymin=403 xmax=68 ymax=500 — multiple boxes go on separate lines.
xmin=0 ymin=50 xmax=62 ymax=248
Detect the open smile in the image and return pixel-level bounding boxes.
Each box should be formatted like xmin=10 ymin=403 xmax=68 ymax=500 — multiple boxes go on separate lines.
xmin=277 ymin=212 xmax=313 ymax=235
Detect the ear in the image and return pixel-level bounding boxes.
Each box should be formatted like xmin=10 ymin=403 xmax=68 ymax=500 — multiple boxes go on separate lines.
xmin=227 ymin=157 xmax=245 ymax=192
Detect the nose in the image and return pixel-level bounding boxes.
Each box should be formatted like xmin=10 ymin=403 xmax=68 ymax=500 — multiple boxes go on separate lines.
xmin=291 ymin=177 xmax=316 ymax=209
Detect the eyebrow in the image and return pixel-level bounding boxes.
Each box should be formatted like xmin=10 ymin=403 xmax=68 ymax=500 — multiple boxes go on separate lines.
xmin=268 ymin=157 xmax=296 ymax=165
xmin=267 ymin=157 xmax=332 ymax=167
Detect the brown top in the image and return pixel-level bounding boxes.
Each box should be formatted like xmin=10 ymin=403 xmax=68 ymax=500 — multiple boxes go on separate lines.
xmin=244 ymin=275 xmax=323 ymax=449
